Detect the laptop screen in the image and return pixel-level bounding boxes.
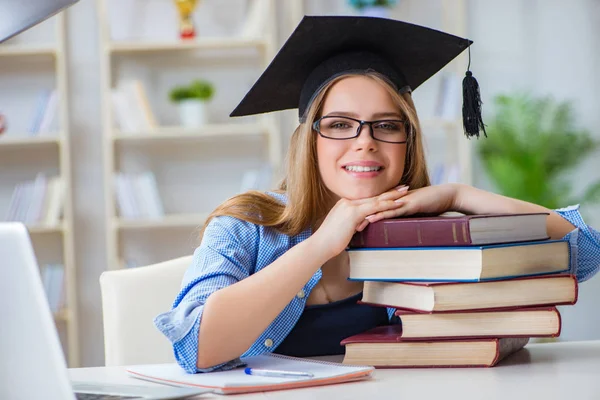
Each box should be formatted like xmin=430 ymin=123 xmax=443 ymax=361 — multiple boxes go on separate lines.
xmin=0 ymin=0 xmax=79 ymax=43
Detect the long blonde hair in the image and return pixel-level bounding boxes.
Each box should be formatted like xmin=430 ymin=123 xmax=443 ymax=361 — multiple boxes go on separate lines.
xmin=200 ymin=72 xmax=430 ymax=238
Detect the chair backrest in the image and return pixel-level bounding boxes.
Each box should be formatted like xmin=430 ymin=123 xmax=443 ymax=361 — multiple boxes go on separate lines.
xmin=99 ymin=255 xmax=192 ymax=366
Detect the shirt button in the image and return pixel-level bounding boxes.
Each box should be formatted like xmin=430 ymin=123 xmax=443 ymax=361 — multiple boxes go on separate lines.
xmin=264 ymin=338 xmax=274 ymax=348
xmin=296 ymin=289 xmax=305 ymax=299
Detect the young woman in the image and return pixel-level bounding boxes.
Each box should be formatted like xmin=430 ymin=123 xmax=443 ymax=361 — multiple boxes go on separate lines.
xmin=155 ymin=16 xmax=600 ymax=373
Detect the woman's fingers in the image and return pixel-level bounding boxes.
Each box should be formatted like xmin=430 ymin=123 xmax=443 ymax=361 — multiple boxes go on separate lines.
xmin=354 ymin=185 xmax=410 ymax=205
xmin=365 ymin=201 xmax=413 ymax=224
xmin=356 ymin=219 xmax=370 ymax=232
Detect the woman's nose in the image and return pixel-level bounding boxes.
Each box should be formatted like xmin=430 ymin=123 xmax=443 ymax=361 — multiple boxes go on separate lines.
xmin=353 ymin=123 xmax=377 ymax=150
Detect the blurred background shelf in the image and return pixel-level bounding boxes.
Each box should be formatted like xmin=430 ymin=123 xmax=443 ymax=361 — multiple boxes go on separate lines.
xmin=0 ymin=135 xmax=62 ymax=149
xmin=0 ymin=43 xmax=57 ymax=57
xmin=113 ymin=123 xmax=267 ymax=143
xmin=107 ymin=37 xmax=268 ymax=53
xmin=114 ymin=213 xmax=209 ymax=230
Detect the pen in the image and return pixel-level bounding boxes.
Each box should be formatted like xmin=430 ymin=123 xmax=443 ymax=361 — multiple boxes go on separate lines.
xmin=244 ymin=368 xmax=314 ymax=379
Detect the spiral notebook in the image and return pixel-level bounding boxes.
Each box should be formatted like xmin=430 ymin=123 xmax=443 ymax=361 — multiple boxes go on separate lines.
xmin=126 ymin=353 xmax=374 ymax=395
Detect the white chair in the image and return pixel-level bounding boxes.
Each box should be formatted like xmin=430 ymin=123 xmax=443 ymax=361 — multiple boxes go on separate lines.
xmin=99 ymin=255 xmax=192 ymax=366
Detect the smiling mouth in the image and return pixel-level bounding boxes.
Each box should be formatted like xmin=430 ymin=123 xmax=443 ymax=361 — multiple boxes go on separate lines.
xmin=343 ymin=165 xmax=383 ymax=172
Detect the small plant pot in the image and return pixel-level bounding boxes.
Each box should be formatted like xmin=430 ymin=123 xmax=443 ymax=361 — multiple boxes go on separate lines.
xmin=359 ymin=6 xmax=391 ymax=18
xmin=178 ymin=99 xmax=207 ymax=128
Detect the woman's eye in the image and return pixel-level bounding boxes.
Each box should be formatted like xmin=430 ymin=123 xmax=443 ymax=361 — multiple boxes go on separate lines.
xmin=375 ymin=122 xmax=401 ymax=130
xmin=330 ymin=122 xmax=351 ymax=129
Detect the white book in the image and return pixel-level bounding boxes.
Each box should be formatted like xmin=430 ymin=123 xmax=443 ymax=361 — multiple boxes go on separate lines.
xmin=26 ymin=173 xmax=48 ymax=224
xmin=15 ymin=181 xmax=34 ymax=223
xmin=115 ymin=173 xmax=139 ymax=219
xmin=118 ymin=80 xmax=153 ymax=132
xmin=29 ymin=90 xmax=51 ymax=135
xmin=5 ymin=184 xmax=22 ymax=221
xmin=111 ymin=89 xmax=139 ymax=132
xmin=43 ymin=177 xmax=65 ymax=226
xmin=38 ymin=90 xmax=59 ymax=136
xmin=137 ymin=171 xmax=164 ymax=218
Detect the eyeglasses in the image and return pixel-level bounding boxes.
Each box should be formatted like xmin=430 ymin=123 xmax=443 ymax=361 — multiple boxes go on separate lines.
xmin=313 ymin=116 xmax=410 ymax=144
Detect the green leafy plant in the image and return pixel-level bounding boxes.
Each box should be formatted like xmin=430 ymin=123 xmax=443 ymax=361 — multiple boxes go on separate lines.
xmin=169 ymin=80 xmax=215 ymax=103
xmin=477 ymin=93 xmax=600 ymax=209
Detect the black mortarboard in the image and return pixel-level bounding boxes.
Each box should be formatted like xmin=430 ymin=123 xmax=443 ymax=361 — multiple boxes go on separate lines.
xmin=230 ymin=15 xmax=486 ymax=138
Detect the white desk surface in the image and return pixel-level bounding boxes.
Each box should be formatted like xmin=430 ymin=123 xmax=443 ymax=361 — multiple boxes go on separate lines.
xmin=70 ymin=340 xmax=600 ymax=399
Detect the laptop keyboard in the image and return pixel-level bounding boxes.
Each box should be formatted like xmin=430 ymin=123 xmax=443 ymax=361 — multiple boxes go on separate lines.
xmin=75 ymin=394 xmax=140 ymax=400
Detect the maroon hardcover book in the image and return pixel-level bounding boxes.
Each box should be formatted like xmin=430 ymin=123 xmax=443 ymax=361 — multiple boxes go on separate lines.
xmin=341 ymin=324 xmax=529 ymax=368
xmin=391 ymin=306 xmax=561 ymax=340
xmin=349 ymin=213 xmax=549 ymax=248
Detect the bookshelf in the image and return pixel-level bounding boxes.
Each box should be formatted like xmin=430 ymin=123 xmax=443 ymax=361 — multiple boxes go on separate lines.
xmin=0 ymin=13 xmax=79 ymax=366
xmin=287 ymin=0 xmax=473 ymax=185
xmin=97 ymin=0 xmax=280 ymax=270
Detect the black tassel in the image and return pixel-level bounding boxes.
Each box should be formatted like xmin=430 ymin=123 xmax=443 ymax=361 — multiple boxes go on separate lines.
xmin=462 ymin=45 xmax=487 ymax=138
xmin=462 ymin=70 xmax=486 ymax=138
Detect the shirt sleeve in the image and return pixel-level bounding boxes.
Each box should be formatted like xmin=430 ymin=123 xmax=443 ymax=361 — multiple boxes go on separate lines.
xmin=554 ymin=205 xmax=600 ymax=282
xmin=153 ymin=216 xmax=259 ymax=373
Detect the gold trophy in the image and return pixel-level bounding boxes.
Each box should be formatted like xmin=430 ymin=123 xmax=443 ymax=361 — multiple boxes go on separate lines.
xmin=174 ymin=0 xmax=199 ymax=40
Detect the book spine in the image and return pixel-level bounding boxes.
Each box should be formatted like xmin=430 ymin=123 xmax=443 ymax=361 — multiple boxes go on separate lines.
xmin=350 ymin=219 xmax=472 ymax=248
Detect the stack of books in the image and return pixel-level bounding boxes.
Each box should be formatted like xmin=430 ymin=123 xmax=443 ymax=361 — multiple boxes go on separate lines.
xmin=342 ymin=213 xmax=578 ymax=368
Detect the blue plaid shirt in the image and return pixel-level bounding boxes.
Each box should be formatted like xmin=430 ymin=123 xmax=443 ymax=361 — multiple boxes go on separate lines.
xmin=154 ymin=196 xmax=600 ymax=374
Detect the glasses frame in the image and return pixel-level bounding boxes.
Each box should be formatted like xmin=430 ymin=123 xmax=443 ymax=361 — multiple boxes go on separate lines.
xmin=312 ymin=115 xmax=410 ymax=144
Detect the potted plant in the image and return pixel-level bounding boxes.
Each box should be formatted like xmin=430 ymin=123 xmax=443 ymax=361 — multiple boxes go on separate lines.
xmin=169 ymin=79 xmax=214 ymax=128
xmin=477 ymin=92 xmax=600 ymax=211
xmin=348 ymin=0 xmax=398 ymax=18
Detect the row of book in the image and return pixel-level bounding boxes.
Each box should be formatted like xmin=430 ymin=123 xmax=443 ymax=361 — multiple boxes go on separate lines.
xmin=4 ymin=174 xmax=65 ymax=225
xmin=111 ymin=79 xmax=157 ymax=133
xmin=114 ymin=171 xmax=164 ymax=219
xmin=341 ymin=213 xmax=575 ymax=367
xmin=40 ymin=263 xmax=66 ymax=314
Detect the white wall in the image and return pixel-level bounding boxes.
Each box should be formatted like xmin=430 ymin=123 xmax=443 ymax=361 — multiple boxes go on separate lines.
xmin=2 ymin=0 xmax=596 ymax=366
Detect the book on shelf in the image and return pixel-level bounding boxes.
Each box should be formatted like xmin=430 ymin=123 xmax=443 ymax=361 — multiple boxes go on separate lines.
xmin=348 ymin=239 xmax=570 ymax=282
xmin=28 ymin=89 xmax=59 ymax=136
xmin=341 ymin=326 xmax=529 ymax=368
xmin=114 ymin=171 xmax=164 ymax=219
xmin=391 ymin=306 xmax=561 ymax=339
xmin=349 ymin=213 xmax=549 ymax=248
xmin=40 ymin=263 xmax=65 ymax=314
xmin=361 ymin=274 xmax=578 ymax=313
xmin=111 ymin=79 xmax=157 ymax=133
xmin=4 ymin=174 xmax=65 ymax=226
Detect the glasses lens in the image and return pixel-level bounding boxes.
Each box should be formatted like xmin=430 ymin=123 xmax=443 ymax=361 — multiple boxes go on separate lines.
xmin=371 ymin=120 xmax=408 ymax=143
xmin=317 ymin=117 xmax=361 ymax=139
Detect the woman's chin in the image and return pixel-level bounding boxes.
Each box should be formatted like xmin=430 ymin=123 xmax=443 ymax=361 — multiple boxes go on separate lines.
xmin=336 ymin=187 xmax=385 ymax=201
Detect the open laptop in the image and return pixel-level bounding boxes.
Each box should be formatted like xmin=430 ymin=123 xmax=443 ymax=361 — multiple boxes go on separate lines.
xmin=0 ymin=223 xmax=211 ymax=400
xmin=0 ymin=0 xmax=79 ymax=43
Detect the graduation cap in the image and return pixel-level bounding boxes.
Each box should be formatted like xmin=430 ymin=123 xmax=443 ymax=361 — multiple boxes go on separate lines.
xmin=230 ymin=15 xmax=486 ymax=138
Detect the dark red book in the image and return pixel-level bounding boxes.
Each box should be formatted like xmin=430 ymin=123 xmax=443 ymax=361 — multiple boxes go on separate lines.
xmin=341 ymin=324 xmax=529 ymax=368
xmin=391 ymin=306 xmax=561 ymax=340
xmin=360 ymin=274 xmax=578 ymax=313
xmin=349 ymin=213 xmax=549 ymax=248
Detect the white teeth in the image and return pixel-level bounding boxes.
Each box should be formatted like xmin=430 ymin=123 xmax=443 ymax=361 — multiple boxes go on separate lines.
xmin=345 ymin=165 xmax=381 ymax=172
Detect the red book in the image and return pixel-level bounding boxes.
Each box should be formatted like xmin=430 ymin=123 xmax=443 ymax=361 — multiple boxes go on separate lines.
xmin=341 ymin=324 xmax=529 ymax=368
xmin=391 ymin=306 xmax=561 ymax=340
xmin=360 ymin=274 xmax=578 ymax=313
xmin=349 ymin=213 xmax=549 ymax=248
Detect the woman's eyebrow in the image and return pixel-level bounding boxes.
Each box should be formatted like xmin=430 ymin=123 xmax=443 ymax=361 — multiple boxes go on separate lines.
xmin=372 ymin=112 xmax=403 ymax=119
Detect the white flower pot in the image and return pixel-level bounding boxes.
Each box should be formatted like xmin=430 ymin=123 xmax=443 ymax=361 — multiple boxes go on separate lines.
xmin=178 ymin=99 xmax=207 ymax=128
xmin=360 ymin=6 xmax=391 ymax=18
